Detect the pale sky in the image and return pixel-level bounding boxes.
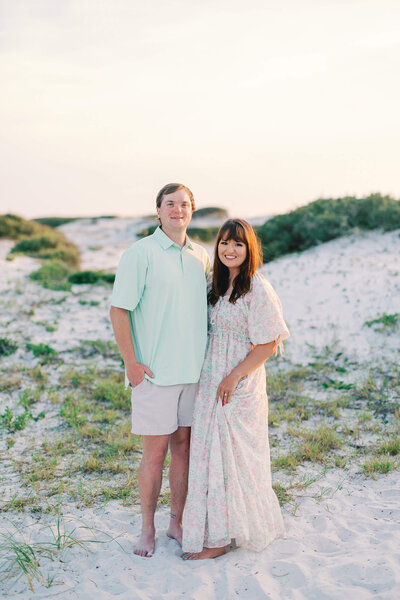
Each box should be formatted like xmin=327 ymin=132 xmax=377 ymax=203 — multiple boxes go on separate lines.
xmin=1 ymin=0 xmax=400 ymax=219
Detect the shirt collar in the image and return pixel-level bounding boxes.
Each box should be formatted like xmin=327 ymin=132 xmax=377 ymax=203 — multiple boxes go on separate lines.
xmin=153 ymin=226 xmax=193 ymax=251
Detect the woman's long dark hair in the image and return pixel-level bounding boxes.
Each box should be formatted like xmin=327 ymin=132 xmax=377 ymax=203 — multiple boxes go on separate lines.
xmin=208 ymin=219 xmax=263 ymax=306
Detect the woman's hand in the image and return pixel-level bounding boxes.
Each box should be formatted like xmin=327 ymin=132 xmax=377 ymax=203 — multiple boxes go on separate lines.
xmin=215 ymin=341 xmax=276 ymax=406
xmin=216 ymin=372 xmax=242 ymax=406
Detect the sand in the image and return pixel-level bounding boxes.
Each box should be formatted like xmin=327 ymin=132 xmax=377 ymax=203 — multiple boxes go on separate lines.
xmin=2 ymin=470 xmax=399 ymax=599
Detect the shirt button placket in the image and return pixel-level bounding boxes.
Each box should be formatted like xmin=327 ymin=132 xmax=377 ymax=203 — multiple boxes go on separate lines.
xmin=180 ymin=249 xmax=184 ymax=274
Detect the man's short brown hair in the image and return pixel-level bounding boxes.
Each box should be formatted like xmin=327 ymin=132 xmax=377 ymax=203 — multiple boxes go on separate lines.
xmin=156 ymin=183 xmax=195 ymax=211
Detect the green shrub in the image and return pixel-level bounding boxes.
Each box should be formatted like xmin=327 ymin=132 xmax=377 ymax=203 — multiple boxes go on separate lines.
xmin=34 ymin=217 xmax=80 ymax=228
xmin=257 ymin=194 xmax=400 ymax=262
xmin=69 ymin=270 xmax=99 ymax=284
xmin=0 ymin=214 xmax=37 ymax=239
xmin=29 ymin=260 xmax=73 ymax=291
xmin=0 ymin=406 xmax=32 ymax=432
xmin=26 ymin=343 xmax=57 ymax=358
xmin=192 ymin=207 xmax=228 ymax=219
xmin=0 ymin=337 xmax=18 ymax=357
xmin=11 ymin=234 xmax=79 ymax=267
xmin=1 ymin=213 xmax=79 ymax=267
xmin=78 ymin=300 xmax=100 ymax=306
xmin=99 ymin=273 xmax=115 ymax=283
xmin=78 ymin=339 xmax=120 ymax=359
xmin=11 ymin=236 xmax=58 ymax=253
xmin=187 ymin=227 xmax=219 ymax=242
xmin=68 ymin=270 xmax=115 ymax=285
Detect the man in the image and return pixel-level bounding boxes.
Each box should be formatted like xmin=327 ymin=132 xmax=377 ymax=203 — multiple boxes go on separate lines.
xmin=110 ymin=183 xmax=210 ymax=557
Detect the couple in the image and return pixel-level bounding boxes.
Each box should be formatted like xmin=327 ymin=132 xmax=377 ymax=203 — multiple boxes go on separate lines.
xmin=110 ymin=183 xmax=289 ymax=560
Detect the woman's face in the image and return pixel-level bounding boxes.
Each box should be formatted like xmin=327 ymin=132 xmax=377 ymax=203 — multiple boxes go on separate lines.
xmin=218 ymin=237 xmax=247 ymax=271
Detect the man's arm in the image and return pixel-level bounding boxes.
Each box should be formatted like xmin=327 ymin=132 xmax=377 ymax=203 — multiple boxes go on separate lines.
xmin=109 ymin=306 xmax=154 ymax=386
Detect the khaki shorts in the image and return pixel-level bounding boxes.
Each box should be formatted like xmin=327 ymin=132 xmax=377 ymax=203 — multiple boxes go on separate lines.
xmin=130 ymin=378 xmax=198 ymax=435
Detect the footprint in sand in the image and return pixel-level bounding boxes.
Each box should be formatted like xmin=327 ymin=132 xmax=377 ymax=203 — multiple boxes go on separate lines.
xmin=336 ymin=525 xmax=356 ymax=542
xmin=330 ymin=562 xmax=396 ymax=594
xmin=307 ymin=534 xmax=342 ymax=555
xmin=272 ymin=561 xmax=307 ymax=587
xmin=311 ymin=514 xmax=328 ymax=532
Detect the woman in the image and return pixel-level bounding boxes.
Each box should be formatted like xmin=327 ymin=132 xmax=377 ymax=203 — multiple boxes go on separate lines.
xmin=181 ymin=219 xmax=289 ymax=560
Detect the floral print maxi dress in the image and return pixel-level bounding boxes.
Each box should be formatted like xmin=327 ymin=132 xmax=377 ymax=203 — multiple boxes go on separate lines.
xmin=182 ymin=272 xmax=290 ymax=553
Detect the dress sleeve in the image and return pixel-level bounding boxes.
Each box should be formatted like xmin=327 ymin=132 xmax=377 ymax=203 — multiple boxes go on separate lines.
xmin=205 ymin=253 xmax=211 ymax=277
xmin=248 ymin=273 xmax=290 ymax=354
xmin=111 ymin=245 xmax=147 ymax=311
xmin=206 ymin=271 xmax=213 ymax=292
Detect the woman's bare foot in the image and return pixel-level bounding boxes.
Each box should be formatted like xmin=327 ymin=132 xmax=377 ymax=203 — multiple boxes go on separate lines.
xmin=166 ymin=521 xmax=183 ymax=546
xmin=134 ymin=528 xmax=155 ymax=557
xmin=181 ymin=546 xmax=226 ymax=560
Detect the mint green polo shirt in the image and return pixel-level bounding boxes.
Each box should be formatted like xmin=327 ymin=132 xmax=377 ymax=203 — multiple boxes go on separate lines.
xmin=111 ymin=227 xmax=211 ymax=387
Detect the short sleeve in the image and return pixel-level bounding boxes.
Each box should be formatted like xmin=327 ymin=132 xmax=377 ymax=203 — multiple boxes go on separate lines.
xmin=248 ymin=272 xmax=290 ymax=354
xmin=111 ymin=244 xmax=147 ymax=311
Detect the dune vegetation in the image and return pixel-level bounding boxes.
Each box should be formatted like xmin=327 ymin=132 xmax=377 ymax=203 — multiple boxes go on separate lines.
xmin=34 ymin=217 xmax=80 ymax=228
xmin=0 ymin=214 xmax=80 ymax=269
xmin=34 ymin=216 xmax=117 ymax=228
xmin=68 ymin=271 xmax=115 ymax=285
xmin=191 ymin=207 xmax=228 ymax=219
xmin=257 ymin=193 xmax=400 ymax=262
xmin=1 ymin=214 xmax=118 ymax=291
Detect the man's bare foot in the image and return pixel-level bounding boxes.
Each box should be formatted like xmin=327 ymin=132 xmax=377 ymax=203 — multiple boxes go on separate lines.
xmin=134 ymin=529 xmax=155 ymax=557
xmin=181 ymin=546 xmax=226 ymax=560
xmin=166 ymin=520 xmax=183 ymax=546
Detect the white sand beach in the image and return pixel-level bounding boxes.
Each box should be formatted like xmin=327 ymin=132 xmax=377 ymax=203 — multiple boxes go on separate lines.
xmin=1 ymin=220 xmax=399 ymax=599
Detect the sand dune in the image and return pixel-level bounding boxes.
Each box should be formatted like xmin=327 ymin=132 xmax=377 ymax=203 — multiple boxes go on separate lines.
xmin=1 ymin=220 xmax=399 ymax=599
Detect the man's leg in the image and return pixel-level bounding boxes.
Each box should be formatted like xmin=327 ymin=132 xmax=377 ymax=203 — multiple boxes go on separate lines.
xmin=135 ymin=434 xmax=169 ymax=557
xmin=166 ymin=426 xmax=191 ymax=545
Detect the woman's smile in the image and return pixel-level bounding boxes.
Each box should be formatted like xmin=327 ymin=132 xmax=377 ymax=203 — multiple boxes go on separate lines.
xmin=218 ymin=238 xmax=247 ymax=270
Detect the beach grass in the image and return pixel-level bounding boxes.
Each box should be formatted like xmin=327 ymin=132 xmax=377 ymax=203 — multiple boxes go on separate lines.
xmin=364 ymin=312 xmax=399 ymax=331
xmin=0 ymin=510 xmax=124 ymax=591
xmin=0 ymin=360 xmax=142 ymax=514
xmin=266 ymin=345 xmax=400 ymax=485
xmin=2 ymin=345 xmax=398 ymax=521
xmin=362 ymin=456 xmax=398 ymax=477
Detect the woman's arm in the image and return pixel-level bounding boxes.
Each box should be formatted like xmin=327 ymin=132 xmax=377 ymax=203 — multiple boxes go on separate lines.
xmin=216 ymin=341 xmax=276 ymax=406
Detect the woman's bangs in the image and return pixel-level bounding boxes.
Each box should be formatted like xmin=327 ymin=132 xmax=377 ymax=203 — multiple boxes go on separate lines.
xmin=219 ymin=221 xmax=247 ymax=245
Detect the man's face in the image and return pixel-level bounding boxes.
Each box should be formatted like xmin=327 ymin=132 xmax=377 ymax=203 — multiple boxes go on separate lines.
xmin=157 ymin=189 xmax=193 ymax=232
